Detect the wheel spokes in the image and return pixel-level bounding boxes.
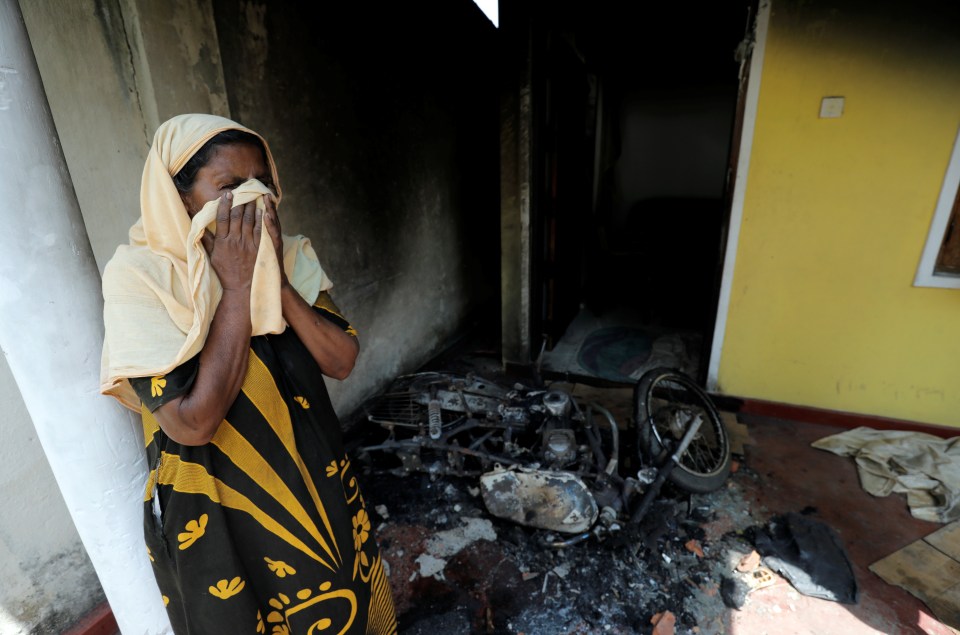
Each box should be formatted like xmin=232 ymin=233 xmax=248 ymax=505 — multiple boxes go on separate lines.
xmin=649 ymin=391 xmax=727 ymax=477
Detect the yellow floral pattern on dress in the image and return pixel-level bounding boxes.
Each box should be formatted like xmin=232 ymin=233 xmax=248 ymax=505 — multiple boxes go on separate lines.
xmin=257 ymin=610 xmax=265 ymax=634
xmin=352 ymin=544 xmax=371 ymax=581
xmin=147 ymin=546 xmax=154 ymax=562
xmin=209 ymin=576 xmax=245 ymax=599
xmin=293 ymin=396 xmax=310 ymax=409
xmin=151 ymin=376 xmax=167 ymax=398
xmin=264 ymin=557 xmax=296 ymax=578
xmin=296 ymin=581 xmax=331 ymax=601
xmin=267 ymin=592 xmax=291 ymax=624
xmin=344 ymin=475 xmax=360 ymax=505
xmin=352 ymin=509 xmax=370 ymax=551
xmin=162 ymin=595 xmax=169 ymax=606
xmin=326 ymin=460 xmax=339 ymax=478
xmin=177 ymin=513 xmax=208 ymax=550
xmin=275 ymin=582 xmax=349 ymax=633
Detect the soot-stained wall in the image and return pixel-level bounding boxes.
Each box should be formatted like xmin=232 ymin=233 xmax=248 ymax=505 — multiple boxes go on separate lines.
xmin=213 ymin=1 xmax=500 ymax=412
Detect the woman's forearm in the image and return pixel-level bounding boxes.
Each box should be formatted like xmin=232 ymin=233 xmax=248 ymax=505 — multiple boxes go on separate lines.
xmin=154 ymin=289 xmax=253 ymax=445
xmin=280 ymin=284 xmax=359 ymax=380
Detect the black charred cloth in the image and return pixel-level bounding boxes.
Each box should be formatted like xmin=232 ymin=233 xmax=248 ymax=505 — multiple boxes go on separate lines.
xmin=753 ymin=513 xmax=859 ymax=604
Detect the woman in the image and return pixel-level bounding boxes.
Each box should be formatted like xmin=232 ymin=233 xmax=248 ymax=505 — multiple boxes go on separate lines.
xmin=100 ymin=114 xmax=396 ymax=634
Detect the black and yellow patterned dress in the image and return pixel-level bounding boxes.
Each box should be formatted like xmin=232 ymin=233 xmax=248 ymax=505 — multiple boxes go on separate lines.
xmin=130 ymin=294 xmax=396 ymax=635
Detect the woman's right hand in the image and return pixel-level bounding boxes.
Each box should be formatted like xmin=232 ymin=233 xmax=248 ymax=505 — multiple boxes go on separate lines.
xmin=200 ymin=192 xmax=263 ymax=292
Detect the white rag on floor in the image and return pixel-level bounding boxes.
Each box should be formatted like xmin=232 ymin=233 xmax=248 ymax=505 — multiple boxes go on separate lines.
xmin=812 ymin=427 xmax=960 ymax=523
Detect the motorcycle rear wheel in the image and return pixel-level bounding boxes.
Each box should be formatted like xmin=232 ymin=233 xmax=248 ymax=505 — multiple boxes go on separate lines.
xmin=634 ymin=368 xmax=731 ymax=493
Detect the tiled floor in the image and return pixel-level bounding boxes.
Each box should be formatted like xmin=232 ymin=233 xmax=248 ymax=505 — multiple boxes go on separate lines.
xmin=724 ymin=413 xmax=954 ymax=635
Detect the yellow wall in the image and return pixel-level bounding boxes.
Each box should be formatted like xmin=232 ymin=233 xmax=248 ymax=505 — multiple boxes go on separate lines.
xmin=719 ymin=0 xmax=960 ymax=426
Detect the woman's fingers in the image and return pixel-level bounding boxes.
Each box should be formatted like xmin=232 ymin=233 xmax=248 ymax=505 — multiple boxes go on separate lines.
xmin=239 ymin=199 xmax=257 ymax=243
xmin=264 ymin=195 xmax=288 ymax=284
xmin=264 ymin=196 xmax=282 ymax=243
xmin=229 ymin=193 xmax=244 ymax=235
xmin=253 ymin=205 xmax=263 ymax=249
xmin=215 ymin=191 xmax=232 ymax=239
xmin=205 ymin=192 xmax=261 ymax=291
xmin=205 ymin=192 xmax=278 ymax=291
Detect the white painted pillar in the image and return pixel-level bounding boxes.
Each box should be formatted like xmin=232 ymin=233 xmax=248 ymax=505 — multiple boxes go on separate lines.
xmin=0 ymin=2 xmax=171 ymax=633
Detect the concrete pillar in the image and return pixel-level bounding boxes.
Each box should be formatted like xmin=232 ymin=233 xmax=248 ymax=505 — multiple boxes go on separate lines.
xmin=500 ymin=0 xmax=534 ymax=366
xmin=0 ymin=2 xmax=171 ymax=633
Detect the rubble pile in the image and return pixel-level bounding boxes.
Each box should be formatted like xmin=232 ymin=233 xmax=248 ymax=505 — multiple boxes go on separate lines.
xmin=361 ymin=467 xmax=766 ymax=634
xmin=347 ymin=352 xmax=862 ymax=633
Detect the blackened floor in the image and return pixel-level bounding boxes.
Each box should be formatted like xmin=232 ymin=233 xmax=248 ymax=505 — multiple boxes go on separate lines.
xmin=358 ymin=358 xmax=955 ymax=634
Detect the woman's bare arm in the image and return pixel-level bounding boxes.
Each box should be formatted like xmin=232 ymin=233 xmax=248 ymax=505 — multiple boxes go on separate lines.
xmin=280 ymin=284 xmax=359 ymax=379
xmin=152 ymin=193 xmax=261 ymax=446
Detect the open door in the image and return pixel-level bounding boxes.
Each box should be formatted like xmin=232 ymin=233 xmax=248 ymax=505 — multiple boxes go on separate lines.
xmin=521 ymin=1 xmax=757 ymax=385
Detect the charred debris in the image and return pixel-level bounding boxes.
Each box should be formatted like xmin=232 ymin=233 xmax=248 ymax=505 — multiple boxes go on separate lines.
xmin=344 ymin=361 xmax=854 ymax=634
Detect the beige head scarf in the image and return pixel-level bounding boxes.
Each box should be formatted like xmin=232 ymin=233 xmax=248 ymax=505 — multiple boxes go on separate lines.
xmin=100 ymin=114 xmax=330 ymax=410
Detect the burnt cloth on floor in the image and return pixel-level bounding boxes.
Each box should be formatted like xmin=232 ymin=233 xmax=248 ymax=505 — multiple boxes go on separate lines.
xmin=753 ymin=513 xmax=858 ymax=604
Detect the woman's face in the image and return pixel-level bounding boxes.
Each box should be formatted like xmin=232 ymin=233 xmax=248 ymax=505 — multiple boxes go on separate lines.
xmin=179 ymin=142 xmax=275 ymax=218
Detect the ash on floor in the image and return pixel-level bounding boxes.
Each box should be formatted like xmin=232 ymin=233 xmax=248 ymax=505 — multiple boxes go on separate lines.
xmin=346 ymin=349 xmax=758 ymax=634
xmin=360 ymin=464 xmax=766 ymax=635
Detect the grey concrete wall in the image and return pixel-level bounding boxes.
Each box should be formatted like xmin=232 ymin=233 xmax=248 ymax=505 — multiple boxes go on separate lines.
xmin=212 ymin=0 xmax=500 ymax=411
xmin=21 ymin=0 xmax=149 ymax=271
xmin=22 ymin=0 xmax=232 ymax=271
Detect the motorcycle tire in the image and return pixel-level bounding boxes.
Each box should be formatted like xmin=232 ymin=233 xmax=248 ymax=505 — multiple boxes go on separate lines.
xmin=634 ymin=367 xmax=732 ymax=494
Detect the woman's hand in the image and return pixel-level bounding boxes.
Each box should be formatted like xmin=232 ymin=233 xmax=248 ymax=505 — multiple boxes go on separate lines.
xmin=263 ymin=194 xmax=289 ymax=287
xmin=201 ymin=191 xmax=263 ymax=292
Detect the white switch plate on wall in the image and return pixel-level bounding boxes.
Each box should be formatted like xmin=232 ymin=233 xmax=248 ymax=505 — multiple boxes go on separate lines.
xmin=820 ymin=96 xmax=845 ymax=118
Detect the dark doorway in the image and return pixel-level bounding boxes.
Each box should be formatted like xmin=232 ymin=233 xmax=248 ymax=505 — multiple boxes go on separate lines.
xmin=532 ymin=1 xmax=756 ymax=384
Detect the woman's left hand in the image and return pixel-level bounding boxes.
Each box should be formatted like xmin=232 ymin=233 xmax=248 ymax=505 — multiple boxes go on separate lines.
xmin=264 ymin=194 xmax=289 ymax=287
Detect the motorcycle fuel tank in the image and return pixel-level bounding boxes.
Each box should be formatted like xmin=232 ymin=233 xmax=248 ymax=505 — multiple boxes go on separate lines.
xmin=479 ymin=465 xmax=598 ymax=534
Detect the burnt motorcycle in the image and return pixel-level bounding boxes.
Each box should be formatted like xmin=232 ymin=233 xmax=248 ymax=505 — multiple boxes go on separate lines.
xmin=358 ymin=368 xmax=731 ymax=546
